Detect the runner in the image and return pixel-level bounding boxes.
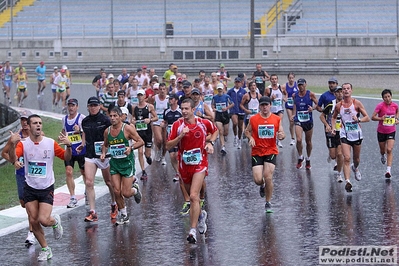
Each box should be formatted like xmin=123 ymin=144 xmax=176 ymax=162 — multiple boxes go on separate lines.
xmin=331 ymin=83 xmax=370 ymax=192
xmin=245 ymin=96 xmax=285 ymax=213
xmin=319 ymin=86 xmax=344 ymax=182
xmin=101 ymin=107 xmax=144 ymax=225
xmin=251 ymin=63 xmax=270 ymax=96
xmin=100 ymin=83 xmax=118 ymax=116
xmin=7 ymin=114 xmax=71 ymax=261
xmin=227 ymin=77 xmax=246 ymax=149
xmin=240 ymin=81 xmax=261 ymax=128
xmin=166 ymin=98 xmax=218 ymax=244
xmin=14 ymin=66 xmax=28 ymax=107
xmin=283 ymin=72 xmax=298 ymax=146
xmin=77 ymin=97 xmax=118 ymax=222
xmin=35 ymin=61 xmax=46 ymax=97
xmin=61 ymin=99 xmax=86 ymax=208
xmin=291 ymin=78 xmax=318 ymax=170
xmin=53 ymin=68 xmax=68 ymax=114
xmin=2 ymin=60 xmax=13 ymax=104
xmin=371 ymin=89 xmax=399 ymax=178
xmin=132 ymin=89 xmax=158 ymax=180
xmin=153 ymin=83 xmax=169 ymax=164
xmin=50 ymin=66 xmax=60 ymax=111
xmin=61 ymin=65 xmax=72 ymax=101
xmin=212 ymin=83 xmax=234 ymax=155
xmin=191 ymin=88 xmax=214 ymax=121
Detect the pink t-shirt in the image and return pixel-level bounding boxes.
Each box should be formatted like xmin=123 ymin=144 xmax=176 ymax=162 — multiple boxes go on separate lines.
xmin=374 ymin=101 xmax=398 ymax=134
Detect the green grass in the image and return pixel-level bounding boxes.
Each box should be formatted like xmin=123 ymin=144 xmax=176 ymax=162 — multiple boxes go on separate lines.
xmin=0 ymin=117 xmax=76 ymax=210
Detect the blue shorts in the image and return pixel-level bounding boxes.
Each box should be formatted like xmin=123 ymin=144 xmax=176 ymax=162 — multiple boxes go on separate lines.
xmin=3 ymin=80 xmax=11 ymax=88
xmin=16 ymin=173 xmax=26 ymax=200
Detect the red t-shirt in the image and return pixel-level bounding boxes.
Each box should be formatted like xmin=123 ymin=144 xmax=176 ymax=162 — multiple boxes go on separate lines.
xmin=249 ymin=113 xmax=280 ymax=156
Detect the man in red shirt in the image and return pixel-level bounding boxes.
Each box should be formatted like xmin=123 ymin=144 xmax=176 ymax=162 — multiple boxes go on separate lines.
xmin=245 ymin=96 xmax=285 ymax=213
xmin=166 ymin=98 xmax=218 ymax=244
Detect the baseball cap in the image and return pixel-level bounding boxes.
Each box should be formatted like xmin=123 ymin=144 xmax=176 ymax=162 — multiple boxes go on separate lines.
xmin=120 ymin=107 xmax=129 ymax=115
xmin=20 ymin=110 xmax=32 ymax=119
xmin=234 ymin=77 xmax=242 ymax=82
xmin=182 ymin=80 xmax=192 ymax=87
xmin=153 ymin=83 xmax=160 ymax=89
xmin=259 ymin=96 xmax=272 ymax=105
xmin=107 ymin=74 xmax=115 ymax=79
xmin=53 ymin=66 xmax=58 ymax=70
xmin=169 ymin=93 xmax=179 ymax=100
xmin=87 ymin=96 xmax=100 ymax=105
xmin=117 ymin=90 xmax=126 ymax=96
xmin=67 ymin=98 xmax=78 ymax=105
xmin=238 ymin=73 xmax=245 ymax=79
xmin=334 ymin=85 xmax=343 ymax=92
xmin=137 ymin=89 xmax=145 ymax=95
xmin=170 ymin=75 xmax=176 ymax=80
xmin=220 ymin=63 xmax=225 ymax=68
xmin=328 ymin=77 xmax=338 ymax=83
xmin=40 ymin=61 xmax=44 ymax=65
xmin=217 ymin=83 xmax=224 ymax=90
xmin=297 ymin=78 xmax=306 ymax=85
xmin=142 ymin=65 xmax=147 ymax=69
xmin=191 ymin=88 xmax=201 ymax=95
xmin=177 ymin=77 xmax=183 ymax=83
xmin=152 ymin=74 xmax=159 ymax=79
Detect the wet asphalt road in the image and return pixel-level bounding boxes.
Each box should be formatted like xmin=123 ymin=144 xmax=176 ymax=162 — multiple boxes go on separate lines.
xmin=1 ymin=83 xmax=399 ymax=265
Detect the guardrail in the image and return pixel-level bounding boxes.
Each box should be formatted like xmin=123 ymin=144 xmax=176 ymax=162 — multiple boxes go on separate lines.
xmin=0 ymin=103 xmax=20 ymax=166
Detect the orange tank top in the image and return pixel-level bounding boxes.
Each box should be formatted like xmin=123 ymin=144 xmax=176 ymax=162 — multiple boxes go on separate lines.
xmin=250 ymin=113 xmax=280 ymax=156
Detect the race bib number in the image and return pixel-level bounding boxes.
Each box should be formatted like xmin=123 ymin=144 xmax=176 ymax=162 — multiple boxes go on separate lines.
xmin=182 ymin=148 xmax=202 ymax=165
xmin=94 ymin=141 xmax=109 ymax=156
xmin=215 ymin=103 xmax=226 ymax=112
xmin=272 ymin=98 xmax=282 ymax=107
xmin=109 ymin=144 xmax=127 ymax=159
xmin=250 ymin=108 xmax=258 ymax=114
xmin=130 ymin=96 xmax=138 ymax=105
xmin=136 ymin=120 xmax=148 ymax=131
xmin=286 ymin=97 xmax=293 ymax=107
xmin=255 ymin=77 xmax=263 ymax=83
xmin=67 ymin=131 xmax=82 ymax=144
xmin=344 ymin=121 xmax=359 ymax=132
xmin=28 ymin=161 xmax=46 ymax=178
xmin=258 ymin=125 xmax=275 ymax=139
xmin=19 ymin=80 xmax=26 ymax=87
xmin=383 ymin=115 xmax=395 ymax=126
xmin=204 ymin=94 xmax=213 ymax=103
xmin=297 ymin=111 xmax=310 ymax=122
xmin=157 ymin=113 xmax=164 ymax=122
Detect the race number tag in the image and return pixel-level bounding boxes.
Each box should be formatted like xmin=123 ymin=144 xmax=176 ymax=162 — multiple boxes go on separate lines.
xmin=344 ymin=121 xmax=359 ymax=132
xmin=204 ymin=94 xmax=213 ymax=103
xmin=215 ymin=103 xmax=226 ymax=112
xmin=286 ymin=97 xmax=293 ymax=107
xmin=272 ymin=98 xmax=282 ymax=107
xmin=19 ymin=81 xmax=26 ymax=87
xmin=258 ymin=125 xmax=275 ymax=139
xmin=135 ymin=120 xmax=148 ymax=131
xmin=109 ymin=144 xmax=127 ymax=159
xmin=250 ymin=108 xmax=258 ymax=114
xmin=182 ymin=148 xmax=202 ymax=165
xmin=157 ymin=113 xmax=164 ymax=122
xmin=383 ymin=115 xmax=395 ymax=126
xmin=297 ymin=111 xmax=310 ymax=122
xmin=67 ymin=131 xmax=82 ymax=144
xmin=94 ymin=141 xmax=110 ymax=156
xmin=131 ymin=96 xmax=139 ymax=105
xmin=28 ymin=161 xmax=46 ymax=178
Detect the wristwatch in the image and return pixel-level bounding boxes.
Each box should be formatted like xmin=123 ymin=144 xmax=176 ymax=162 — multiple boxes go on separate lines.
xmin=209 ymin=141 xmax=215 ymax=146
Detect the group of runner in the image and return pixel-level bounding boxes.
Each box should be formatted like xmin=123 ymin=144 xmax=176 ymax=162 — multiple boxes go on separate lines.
xmin=2 ymin=62 xmax=398 ymax=261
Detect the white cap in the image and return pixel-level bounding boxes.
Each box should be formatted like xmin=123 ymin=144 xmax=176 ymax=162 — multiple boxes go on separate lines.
xmin=107 ymin=73 xmax=115 ymax=79
xmin=153 ymin=83 xmax=160 ymax=89
xmin=62 ymin=65 xmax=67 ymax=70
xmin=120 ymin=107 xmax=129 ymax=115
xmin=170 ymin=75 xmax=176 ymax=80
xmin=137 ymin=89 xmax=145 ymax=95
xmin=217 ymin=83 xmax=224 ymax=89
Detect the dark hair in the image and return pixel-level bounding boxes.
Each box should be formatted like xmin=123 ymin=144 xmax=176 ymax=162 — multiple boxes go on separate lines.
xmin=113 ymin=79 xmax=121 ymax=85
xmin=287 ymin=72 xmax=295 ymax=78
xmin=109 ymin=106 xmax=122 ymax=116
xmin=248 ymin=81 xmax=256 ymax=88
xmin=381 ymin=89 xmax=392 ymax=97
xmin=270 ymin=74 xmax=278 ymax=79
xmin=27 ymin=114 xmax=41 ymax=125
xmin=159 ymin=82 xmax=166 ymax=88
xmin=181 ymin=98 xmax=195 ymax=108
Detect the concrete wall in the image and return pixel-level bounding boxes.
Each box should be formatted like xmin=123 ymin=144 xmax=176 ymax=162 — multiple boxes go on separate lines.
xmin=1 ymin=36 xmax=398 ymax=63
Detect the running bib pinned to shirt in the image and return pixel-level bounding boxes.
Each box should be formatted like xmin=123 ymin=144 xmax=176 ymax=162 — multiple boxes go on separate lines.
xmin=109 ymin=144 xmax=127 ymax=159
xmin=67 ymin=131 xmax=82 ymax=144
xmin=135 ymin=120 xmax=148 ymax=131
xmin=344 ymin=121 xmax=359 ymax=132
xmin=215 ymin=103 xmax=226 ymax=112
xmin=182 ymin=148 xmax=202 ymax=165
xmin=383 ymin=115 xmax=396 ymax=126
xmin=28 ymin=161 xmax=46 ymax=178
xmin=130 ymin=96 xmax=138 ymax=105
xmin=297 ymin=111 xmax=310 ymax=122
xmin=94 ymin=141 xmax=109 ymax=156
xmin=258 ymin=125 xmax=275 ymax=139
xmin=286 ymin=97 xmax=293 ymax=107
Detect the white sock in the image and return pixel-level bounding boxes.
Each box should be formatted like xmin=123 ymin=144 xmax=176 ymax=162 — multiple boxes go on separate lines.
xmin=387 ymin=166 xmax=391 ymax=172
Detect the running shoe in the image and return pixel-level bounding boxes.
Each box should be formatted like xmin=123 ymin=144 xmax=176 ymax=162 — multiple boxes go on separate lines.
xmin=336 ymin=173 xmax=344 ymax=183
xmin=351 ymin=164 xmax=362 ymax=181
xmin=132 ymin=183 xmax=142 ymax=204
xmin=110 ymin=204 xmax=118 ymax=219
xmin=155 ymin=150 xmax=162 ymax=162
xmin=173 ymin=173 xmax=180 ymax=182
xmin=381 ymin=154 xmax=387 ymax=165
xmin=116 ymin=214 xmax=130 ymax=225
xmin=277 ymin=139 xmax=283 ymax=148
xmin=146 ymin=156 xmax=152 ymax=165
xmin=198 ymin=210 xmax=208 ymax=234
xmin=220 ymin=146 xmax=227 ymax=155
xmin=38 ymin=247 xmax=52 ymax=261
xmin=265 ymin=201 xmax=273 ymax=213
xmin=385 ymin=171 xmax=392 ymax=178
xmin=67 ymin=198 xmax=78 ymax=208
xmin=290 ymin=139 xmax=296 ymax=146
xmin=233 ymin=136 xmax=238 ymax=147
xmin=84 ymin=211 xmax=98 ymax=222
xmin=327 ymin=155 xmax=332 ymax=163
xmin=187 ymin=228 xmax=197 ymax=244
xmin=333 ymin=164 xmax=338 ymax=171
xmin=305 ymin=160 xmax=311 ymax=170
xmin=259 ymin=184 xmax=265 ymax=198
xmin=25 ymin=231 xmax=36 ymax=245
xmin=36 ymin=94 xmax=40 ymax=99
xmin=296 ymin=158 xmax=304 ymax=169
xmin=161 ymin=156 xmax=167 ymax=165
xmin=180 ymin=202 xmax=190 ymax=215
xmin=237 ymin=139 xmax=242 ymax=149
xmin=52 ymin=214 xmax=63 ymax=240
xmin=141 ymin=170 xmax=148 ymax=181
xmin=200 ymin=199 xmax=205 ymax=209
xmin=8 ymin=98 xmax=11 ymax=104
xmin=345 ymin=180 xmax=353 ymax=192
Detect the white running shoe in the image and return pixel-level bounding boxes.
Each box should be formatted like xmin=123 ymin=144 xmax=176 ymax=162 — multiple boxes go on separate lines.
xmin=187 ymin=228 xmax=197 ymax=244
xmin=336 ymin=173 xmax=343 ymax=183
xmin=52 ymin=214 xmax=63 ymax=240
xmin=198 ymin=210 xmax=208 ymax=234
xmin=290 ymin=139 xmax=296 ymax=146
xmin=161 ymin=156 xmax=167 ymax=165
xmin=25 ymin=231 xmax=36 ymax=245
xmin=277 ymin=139 xmax=283 ymax=148
xmin=67 ymin=198 xmax=78 ymax=208
xmin=351 ymin=164 xmax=362 ymax=181
xmin=237 ymin=139 xmax=242 ymax=149
xmin=38 ymin=247 xmax=52 ymax=261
